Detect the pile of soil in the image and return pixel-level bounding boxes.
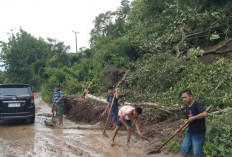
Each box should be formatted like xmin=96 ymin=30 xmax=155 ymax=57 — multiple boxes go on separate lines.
xmin=63 ymin=97 xmax=107 ymax=125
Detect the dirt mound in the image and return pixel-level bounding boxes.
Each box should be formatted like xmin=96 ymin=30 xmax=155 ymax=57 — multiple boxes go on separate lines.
xmin=64 ymin=97 xmax=107 ymax=124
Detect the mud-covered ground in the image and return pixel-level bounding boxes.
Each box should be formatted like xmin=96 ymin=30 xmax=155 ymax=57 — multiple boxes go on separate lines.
xmin=64 ymin=97 xmax=185 ymax=155
xmin=0 ymin=94 xmax=180 ymax=157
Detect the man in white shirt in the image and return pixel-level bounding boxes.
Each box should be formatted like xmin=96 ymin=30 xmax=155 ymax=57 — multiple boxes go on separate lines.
xmin=111 ymin=105 xmax=143 ymax=146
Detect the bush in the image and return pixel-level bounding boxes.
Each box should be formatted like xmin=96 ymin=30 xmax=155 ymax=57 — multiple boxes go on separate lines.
xmin=168 ymin=140 xmax=181 ymax=153
xmin=204 ymin=109 xmax=232 ymax=156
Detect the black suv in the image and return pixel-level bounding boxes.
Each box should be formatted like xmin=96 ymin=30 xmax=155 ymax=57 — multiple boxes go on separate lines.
xmin=0 ymin=84 xmax=35 ymax=124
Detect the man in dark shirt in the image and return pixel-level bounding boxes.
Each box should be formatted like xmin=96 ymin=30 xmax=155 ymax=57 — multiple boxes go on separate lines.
xmin=104 ymin=86 xmax=119 ymax=129
xmin=178 ymin=90 xmax=207 ymax=157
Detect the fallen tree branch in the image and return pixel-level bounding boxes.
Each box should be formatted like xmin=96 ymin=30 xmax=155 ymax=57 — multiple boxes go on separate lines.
xmin=184 ymin=38 xmax=232 ymax=61
xmin=174 ymin=21 xmax=221 ymax=59
xmin=185 ymin=20 xmax=219 ymax=38
xmin=175 ymin=26 xmax=186 ymax=58
xmin=203 ymin=48 xmax=232 ymax=56
xmin=175 ymin=26 xmax=212 ymax=59
xmin=209 ymin=107 xmax=232 ymax=116
xmin=203 ymin=38 xmax=232 ymax=54
xmin=124 ymin=102 xmax=172 ymax=114
xmin=185 ymin=49 xmax=232 ymax=61
xmin=88 ymin=94 xmax=108 ymax=104
xmin=87 ymin=94 xmax=172 ymax=114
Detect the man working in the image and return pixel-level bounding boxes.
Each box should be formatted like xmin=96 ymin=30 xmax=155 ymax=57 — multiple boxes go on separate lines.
xmin=104 ymin=86 xmax=119 ymax=129
xmin=177 ymin=90 xmax=207 ymax=157
xmin=111 ymin=105 xmax=143 ymax=146
xmin=52 ymin=85 xmax=64 ymax=127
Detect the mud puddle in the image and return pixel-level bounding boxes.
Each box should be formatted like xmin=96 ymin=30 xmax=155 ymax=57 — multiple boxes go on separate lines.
xmin=0 ymin=93 xmax=179 ymax=157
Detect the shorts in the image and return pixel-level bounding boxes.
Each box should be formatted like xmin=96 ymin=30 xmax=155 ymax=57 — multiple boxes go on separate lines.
xmin=110 ymin=113 xmax=117 ymax=122
xmin=55 ymin=104 xmax=63 ymax=118
xmin=116 ymin=115 xmax=131 ymax=127
xmin=181 ymin=133 xmax=205 ymax=157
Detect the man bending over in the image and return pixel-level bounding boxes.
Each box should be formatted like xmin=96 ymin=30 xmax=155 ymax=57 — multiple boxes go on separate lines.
xmin=111 ymin=105 xmax=143 ymax=146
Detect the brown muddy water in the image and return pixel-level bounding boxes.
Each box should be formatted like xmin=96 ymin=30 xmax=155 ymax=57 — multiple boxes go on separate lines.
xmin=0 ymin=93 xmax=180 ymax=157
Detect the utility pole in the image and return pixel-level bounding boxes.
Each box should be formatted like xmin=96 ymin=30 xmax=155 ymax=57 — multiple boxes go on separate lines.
xmin=72 ymin=30 xmax=80 ymax=53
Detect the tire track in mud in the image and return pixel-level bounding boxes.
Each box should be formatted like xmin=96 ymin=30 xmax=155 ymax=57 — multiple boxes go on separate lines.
xmin=43 ymin=132 xmax=90 ymax=156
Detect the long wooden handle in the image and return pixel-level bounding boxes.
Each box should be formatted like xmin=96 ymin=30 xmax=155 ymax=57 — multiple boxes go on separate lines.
xmin=102 ymin=94 xmax=116 ymax=132
xmin=157 ymin=105 xmax=212 ymax=151
xmin=158 ymin=121 xmax=189 ymax=150
xmin=102 ymin=71 xmax=129 ymax=133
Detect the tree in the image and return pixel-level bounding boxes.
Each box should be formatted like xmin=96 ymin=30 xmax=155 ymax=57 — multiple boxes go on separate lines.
xmin=0 ymin=29 xmax=51 ymax=88
xmin=90 ymin=1 xmax=131 ymax=48
xmin=0 ymin=29 xmax=70 ymax=89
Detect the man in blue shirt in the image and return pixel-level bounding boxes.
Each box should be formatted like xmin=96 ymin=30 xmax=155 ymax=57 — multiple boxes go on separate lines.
xmin=104 ymin=86 xmax=119 ymax=129
xmin=52 ymin=85 xmax=64 ymax=127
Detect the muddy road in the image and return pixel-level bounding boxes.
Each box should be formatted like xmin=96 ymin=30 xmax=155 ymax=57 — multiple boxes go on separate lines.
xmin=0 ymin=93 xmax=179 ymax=157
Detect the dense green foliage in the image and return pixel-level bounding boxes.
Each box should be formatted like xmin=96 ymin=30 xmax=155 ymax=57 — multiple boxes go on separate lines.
xmin=1 ymin=0 xmax=232 ymax=155
xmin=204 ymin=109 xmax=232 ymax=156
xmin=129 ymin=55 xmax=232 ymax=109
xmin=0 ymin=30 xmax=70 ymax=91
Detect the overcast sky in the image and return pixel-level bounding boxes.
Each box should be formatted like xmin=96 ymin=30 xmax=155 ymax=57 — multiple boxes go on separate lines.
xmin=0 ymin=0 xmax=124 ymax=52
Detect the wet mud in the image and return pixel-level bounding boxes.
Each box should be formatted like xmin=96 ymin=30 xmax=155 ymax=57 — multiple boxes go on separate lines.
xmin=0 ymin=93 xmax=180 ymax=157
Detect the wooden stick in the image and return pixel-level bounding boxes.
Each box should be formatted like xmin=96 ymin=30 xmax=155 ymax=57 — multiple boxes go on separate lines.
xmin=87 ymin=95 xmax=172 ymax=115
xmin=159 ymin=121 xmax=189 ymax=151
xmin=102 ymin=71 xmax=129 ymax=136
xmin=125 ymin=102 xmax=172 ymax=114
xmin=87 ymin=94 xmax=172 ymax=114
xmin=147 ymin=105 xmax=212 ymax=155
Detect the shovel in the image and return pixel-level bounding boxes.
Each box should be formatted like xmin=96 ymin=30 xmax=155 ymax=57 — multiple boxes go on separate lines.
xmin=147 ymin=121 xmax=189 ymax=154
xmin=147 ymin=105 xmax=212 ymax=154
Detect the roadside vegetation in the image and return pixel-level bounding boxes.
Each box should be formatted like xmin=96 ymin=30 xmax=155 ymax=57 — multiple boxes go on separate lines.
xmin=1 ymin=0 xmax=232 ymax=155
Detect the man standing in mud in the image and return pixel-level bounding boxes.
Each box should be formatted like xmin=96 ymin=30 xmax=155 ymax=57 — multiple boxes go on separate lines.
xmin=104 ymin=86 xmax=119 ymax=129
xmin=52 ymin=85 xmax=64 ymax=127
xmin=178 ymin=90 xmax=207 ymax=157
xmin=111 ymin=105 xmax=143 ymax=146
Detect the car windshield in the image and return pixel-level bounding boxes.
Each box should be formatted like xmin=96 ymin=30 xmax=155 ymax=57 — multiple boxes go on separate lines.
xmin=0 ymin=88 xmax=30 ymax=96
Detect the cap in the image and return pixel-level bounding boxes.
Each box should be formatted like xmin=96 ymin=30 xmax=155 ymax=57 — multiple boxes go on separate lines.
xmin=55 ymin=84 xmax=60 ymax=88
xmin=107 ymin=86 xmax=114 ymax=90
